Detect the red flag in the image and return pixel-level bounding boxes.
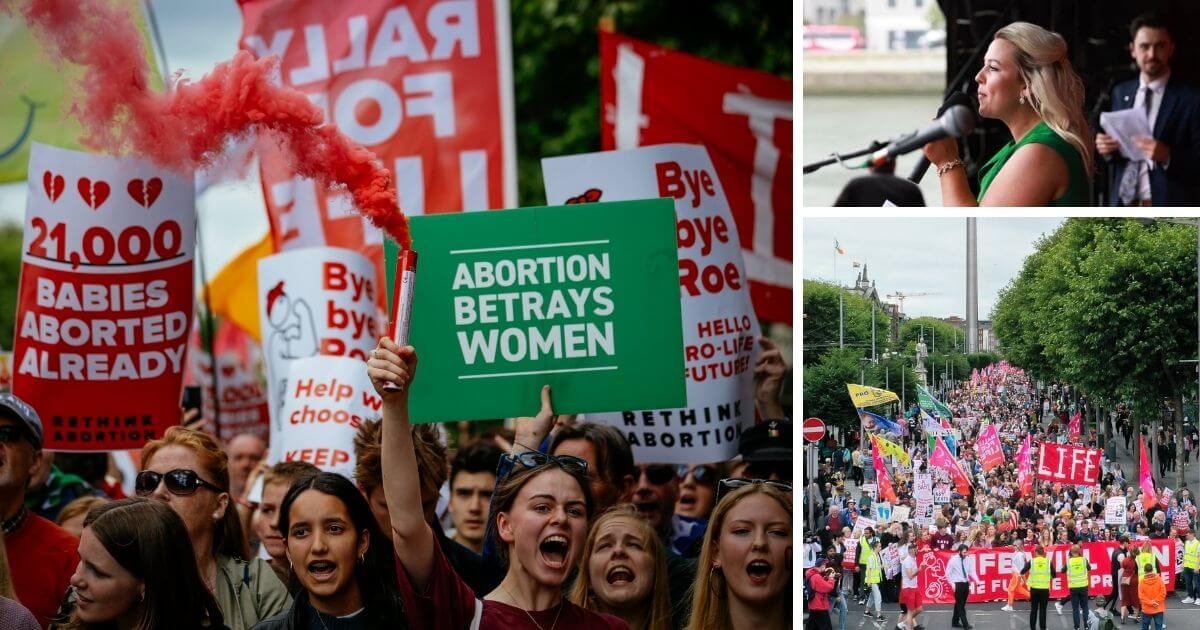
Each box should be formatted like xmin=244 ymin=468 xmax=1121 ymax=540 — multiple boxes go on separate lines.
xmin=600 ymin=31 xmax=792 ymax=323
xmin=1068 ymin=411 xmax=1081 ymax=440
xmin=872 ymin=443 xmax=899 ymax=503
xmin=1140 ymin=435 xmax=1157 ymax=510
xmin=930 ymin=437 xmax=972 ymax=495
xmin=238 ymin=0 xmax=518 ymax=312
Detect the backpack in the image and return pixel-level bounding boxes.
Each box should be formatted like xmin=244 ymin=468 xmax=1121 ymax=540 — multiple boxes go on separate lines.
xmin=804 ymin=573 xmax=816 ymax=605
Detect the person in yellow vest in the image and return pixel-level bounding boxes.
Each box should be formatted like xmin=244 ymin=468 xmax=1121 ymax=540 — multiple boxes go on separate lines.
xmin=863 ymin=537 xmax=885 ymax=622
xmin=1182 ymin=530 xmax=1200 ymax=604
xmin=1023 ymin=544 xmax=1062 ymax=630
xmin=1066 ymin=544 xmax=1093 ymax=630
xmin=1136 ymin=540 xmax=1161 ymax=584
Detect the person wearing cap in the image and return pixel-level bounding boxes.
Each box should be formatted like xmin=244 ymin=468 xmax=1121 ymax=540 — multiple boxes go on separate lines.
xmin=0 ymin=393 xmax=80 ymax=627
xmin=806 ymin=557 xmax=839 ymax=630
xmin=1183 ymin=529 xmax=1200 ymax=604
xmin=1089 ymin=595 xmax=1115 ymax=630
xmin=733 ymin=418 xmax=790 ymax=482
xmin=1024 ymin=544 xmax=1062 ymax=630
xmin=946 ymin=543 xmax=979 ymax=629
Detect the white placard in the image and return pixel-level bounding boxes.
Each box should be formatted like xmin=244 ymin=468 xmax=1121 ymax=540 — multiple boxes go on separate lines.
xmin=914 ymin=473 xmax=933 ymax=500
xmin=875 ymin=502 xmax=893 ymax=522
xmin=933 ymin=484 xmax=952 ymax=504
xmin=259 ymin=246 xmax=381 ymax=460
xmin=276 ymin=355 xmax=380 ymax=479
xmin=891 ymin=505 xmax=911 ymax=523
xmin=542 ymin=144 xmax=761 ymax=463
xmin=1105 ymin=496 xmax=1127 ymax=525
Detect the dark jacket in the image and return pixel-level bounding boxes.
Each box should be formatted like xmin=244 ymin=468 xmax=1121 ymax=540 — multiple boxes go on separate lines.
xmin=250 ymin=592 xmax=406 ymax=630
xmin=1106 ymin=75 xmax=1200 ymax=205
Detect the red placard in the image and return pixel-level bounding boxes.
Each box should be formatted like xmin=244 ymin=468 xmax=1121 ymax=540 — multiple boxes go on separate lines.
xmin=976 ymin=423 xmax=1005 ymax=472
xmin=600 ymin=31 xmax=792 ymax=324
xmin=1035 ymin=442 xmax=1102 ymax=486
xmin=12 ymin=144 xmax=196 ymax=451
xmin=919 ymin=539 xmax=1177 ymax=603
xmin=238 ymin=0 xmax=516 ymax=310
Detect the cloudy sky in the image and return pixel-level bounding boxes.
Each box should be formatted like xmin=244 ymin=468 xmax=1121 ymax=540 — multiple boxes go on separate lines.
xmin=802 ymin=217 xmax=1067 ymax=320
xmin=0 ymin=1 xmax=267 ymax=271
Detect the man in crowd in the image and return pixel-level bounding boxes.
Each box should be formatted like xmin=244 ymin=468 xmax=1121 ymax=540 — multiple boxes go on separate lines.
xmin=947 ymin=543 xmax=979 ymax=629
xmin=446 ymin=440 xmax=502 ymax=554
xmin=0 ymin=393 xmax=80 ymax=627
xmin=226 ymin=432 xmax=267 ymax=500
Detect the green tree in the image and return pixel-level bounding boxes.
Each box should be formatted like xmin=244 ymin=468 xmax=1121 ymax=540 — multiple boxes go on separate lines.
xmin=899 ymin=316 xmax=967 ymax=355
xmin=802 ymin=279 xmax=891 ymax=366
xmin=965 ymin=351 xmax=1002 ymax=372
xmin=510 ymin=0 xmax=792 ymax=205
xmin=992 ymin=219 xmax=1199 ymax=488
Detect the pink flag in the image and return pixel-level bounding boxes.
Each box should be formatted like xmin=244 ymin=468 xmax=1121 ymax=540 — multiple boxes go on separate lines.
xmin=1140 ymin=435 xmax=1157 ymax=509
xmin=872 ymin=444 xmax=899 ymax=503
xmin=930 ymin=437 xmax=972 ymax=495
xmin=1016 ymin=434 xmax=1033 ymax=496
xmin=1068 ymin=411 xmax=1081 ymax=440
xmin=976 ymin=424 xmax=1005 ymax=472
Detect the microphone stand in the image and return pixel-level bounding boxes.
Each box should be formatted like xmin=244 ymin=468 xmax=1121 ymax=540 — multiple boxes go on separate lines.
xmin=803 ymin=140 xmax=886 ymax=175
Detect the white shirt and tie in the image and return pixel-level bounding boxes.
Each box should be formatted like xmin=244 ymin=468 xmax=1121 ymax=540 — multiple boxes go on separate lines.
xmin=1120 ymin=71 xmax=1171 ymax=204
xmin=946 ymin=553 xmax=979 ymax=584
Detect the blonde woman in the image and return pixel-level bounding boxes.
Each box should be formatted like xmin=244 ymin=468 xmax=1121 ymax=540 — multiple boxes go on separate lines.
xmin=686 ymin=480 xmax=791 ymax=630
xmin=923 ymin=21 xmax=1093 ymax=206
xmin=570 ymin=505 xmax=672 ymax=630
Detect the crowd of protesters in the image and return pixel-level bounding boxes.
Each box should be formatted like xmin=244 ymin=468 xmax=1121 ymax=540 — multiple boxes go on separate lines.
xmin=803 ymin=363 xmax=1200 ymax=630
xmin=0 ymin=336 xmax=792 ymax=630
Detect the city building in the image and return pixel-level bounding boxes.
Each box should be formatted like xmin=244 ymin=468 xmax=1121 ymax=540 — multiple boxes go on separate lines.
xmin=864 ymin=0 xmax=939 ymax=51
xmin=804 ymin=0 xmax=865 ymax=25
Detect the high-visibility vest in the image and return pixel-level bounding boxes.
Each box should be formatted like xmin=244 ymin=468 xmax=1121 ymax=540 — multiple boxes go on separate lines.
xmin=1028 ymin=556 xmax=1051 ymax=590
xmin=1137 ymin=552 xmax=1157 ymax=580
xmin=1067 ymin=556 xmax=1089 ymax=589
xmin=859 ymin=536 xmax=874 ymax=565
xmin=1186 ymin=540 xmax=1200 ymax=570
xmin=866 ymin=554 xmax=882 ymax=584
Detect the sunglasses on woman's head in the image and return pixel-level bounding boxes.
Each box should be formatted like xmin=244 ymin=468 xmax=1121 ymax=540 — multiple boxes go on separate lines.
xmin=715 ymin=477 xmax=792 ymax=504
xmin=135 ymin=469 xmax=224 ymax=497
xmin=508 ymin=451 xmax=589 ymax=477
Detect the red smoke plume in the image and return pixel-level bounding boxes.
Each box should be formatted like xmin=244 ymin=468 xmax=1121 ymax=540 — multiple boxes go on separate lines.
xmin=12 ymin=0 xmax=410 ymax=247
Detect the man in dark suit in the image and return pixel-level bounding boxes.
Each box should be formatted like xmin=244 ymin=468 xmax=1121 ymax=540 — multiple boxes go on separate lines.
xmin=1096 ymin=13 xmax=1200 ymax=206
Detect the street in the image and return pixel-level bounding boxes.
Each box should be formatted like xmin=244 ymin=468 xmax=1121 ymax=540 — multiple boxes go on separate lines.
xmin=824 ymin=598 xmax=1200 ymax=630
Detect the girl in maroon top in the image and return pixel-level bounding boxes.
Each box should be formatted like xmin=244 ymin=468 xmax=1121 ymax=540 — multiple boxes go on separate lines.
xmin=367 ymin=339 xmax=627 ymax=630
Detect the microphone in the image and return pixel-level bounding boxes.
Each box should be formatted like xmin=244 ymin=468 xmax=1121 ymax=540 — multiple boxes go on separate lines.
xmin=908 ymin=91 xmax=977 ymax=182
xmin=865 ymin=105 xmax=977 ymax=168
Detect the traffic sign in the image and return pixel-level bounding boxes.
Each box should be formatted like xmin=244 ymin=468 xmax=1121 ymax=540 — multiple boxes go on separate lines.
xmin=803 ymin=417 xmax=826 ymax=443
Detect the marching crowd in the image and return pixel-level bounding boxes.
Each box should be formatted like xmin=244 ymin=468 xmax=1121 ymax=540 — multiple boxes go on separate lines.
xmin=0 ymin=336 xmax=792 ymax=630
xmin=803 ymin=364 xmax=1200 ymax=630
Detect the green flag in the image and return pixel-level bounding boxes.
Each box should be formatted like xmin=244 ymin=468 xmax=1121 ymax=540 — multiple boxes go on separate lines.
xmin=916 ymin=384 xmax=953 ymax=418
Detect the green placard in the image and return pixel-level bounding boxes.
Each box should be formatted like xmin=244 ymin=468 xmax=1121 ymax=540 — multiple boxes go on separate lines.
xmin=385 ymin=199 xmax=686 ymax=423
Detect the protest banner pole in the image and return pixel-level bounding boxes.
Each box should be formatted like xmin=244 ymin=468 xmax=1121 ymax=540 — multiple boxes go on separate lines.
xmin=197 ymin=222 xmax=221 ymax=435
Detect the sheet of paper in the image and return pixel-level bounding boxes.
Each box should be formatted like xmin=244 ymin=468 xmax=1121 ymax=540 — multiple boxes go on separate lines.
xmin=1100 ymin=109 xmax=1152 ymax=161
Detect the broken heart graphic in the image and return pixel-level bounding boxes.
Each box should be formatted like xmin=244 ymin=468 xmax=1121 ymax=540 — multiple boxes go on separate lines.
xmin=42 ymin=171 xmax=64 ymax=202
xmin=77 ymin=177 xmax=110 ymax=209
xmin=127 ymin=177 xmax=163 ymax=208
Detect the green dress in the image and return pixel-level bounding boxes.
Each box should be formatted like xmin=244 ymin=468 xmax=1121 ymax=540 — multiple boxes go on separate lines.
xmin=976 ymin=121 xmax=1091 ymax=206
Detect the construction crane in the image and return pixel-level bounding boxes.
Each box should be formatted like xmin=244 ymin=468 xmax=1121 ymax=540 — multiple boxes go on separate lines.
xmin=886 ymin=291 xmax=940 ymax=316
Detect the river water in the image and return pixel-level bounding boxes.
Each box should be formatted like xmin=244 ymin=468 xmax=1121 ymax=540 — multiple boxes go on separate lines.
xmin=802 ymin=93 xmax=946 ymax=207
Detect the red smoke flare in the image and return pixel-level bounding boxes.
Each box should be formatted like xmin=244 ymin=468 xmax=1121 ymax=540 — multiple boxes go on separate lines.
xmin=11 ymin=0 xmax=410 ymax=248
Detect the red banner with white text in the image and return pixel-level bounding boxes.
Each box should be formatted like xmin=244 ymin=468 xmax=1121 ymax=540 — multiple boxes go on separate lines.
xmin=12 ymin=144 xmax=196 ymax=450
xmin=599 ymin=31 xmax=792 ymax=324
xmin=919 ymin=539 xmax=1177 ymax=603
xmin=238 ymin=0 xmax=516 ymax=311
xmin=1036 ymin=442 xmax=1103 ymax=486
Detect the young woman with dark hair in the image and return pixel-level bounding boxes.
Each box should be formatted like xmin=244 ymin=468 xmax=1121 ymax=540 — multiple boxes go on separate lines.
xmin=252 ymin=471 xmax=405 ymax=629
xmin=55 ymin=497 xmax=224 ymax=629
xmin=366 ymin=338 xmax=627 ymax=629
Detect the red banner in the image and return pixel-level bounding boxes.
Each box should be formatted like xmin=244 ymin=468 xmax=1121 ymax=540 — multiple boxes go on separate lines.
xmin=186 ymin=320 xmax=270 ymax=443
xmin=238 ymin=0 xmax=516 ymax=309
xmin=13 ymin=144 xmax=196 ymax=451
xmin=599 ymin=31 xmax=791 ymax=324
xmin=1036 ymin=442 xmax=1102 ymax=486
xmin=919 ymin=539 xmax=1178 ymax=603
